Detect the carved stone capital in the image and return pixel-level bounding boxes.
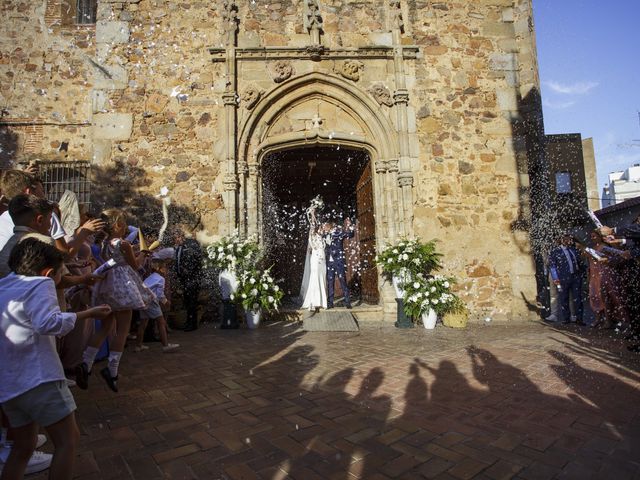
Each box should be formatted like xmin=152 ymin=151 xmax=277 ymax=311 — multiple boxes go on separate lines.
xmin=241 ymin=86 xmax=262 ymax=110
xmin=223 ymin=174 xmax=238 ymax=191
xmin=398 ymin=172 xmax=413 ymax=187
xmin=222 ymin=91 xmax=237 ymax=106
xmin=247 ymin=162 xmax=260 ymax=176
xmin=374 ymin=160 xmax=388 ymax=173
xmin=271 ymin=60 xmax=294 ymax=83
xmin=393 ymin=89 xmax=409 ymax=105
xmin=339 ymin=60 xmax=364 ymax=81
xmin=305 ymin=44 xmax=325 ymax=60
xmin=369 ymin=83 xmax=393 ymax=107
xmin=387 ymin=159 xmax=399 ymax=172
xmin=238 ymin=160 xmax=249 ymax=175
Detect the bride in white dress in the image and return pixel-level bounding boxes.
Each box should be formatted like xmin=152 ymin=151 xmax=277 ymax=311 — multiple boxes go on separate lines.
xmin=299 ymin=202 xmax=328 ymax=311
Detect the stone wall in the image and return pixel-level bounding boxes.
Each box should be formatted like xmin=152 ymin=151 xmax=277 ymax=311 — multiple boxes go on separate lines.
xmin=0 ymin=0 xmax=545 ymax=320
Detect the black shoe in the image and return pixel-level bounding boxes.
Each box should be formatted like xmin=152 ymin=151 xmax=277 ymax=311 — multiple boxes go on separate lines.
xmin=75 ymin=362 xmax=89 ymax=390
xmin=183 ymin=324 xmax=198 ymax=332
xmin=327 ymin=305 xmax=334 ymax=310
xmin=100 ymin=367 xmax=118 ymax=393
xmin=345 ymin=304 xmax=352 ymax=309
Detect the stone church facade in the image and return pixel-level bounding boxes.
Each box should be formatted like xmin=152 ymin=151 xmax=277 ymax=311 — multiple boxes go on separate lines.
xmin=0 ymin=0 xmax=546 ymax=320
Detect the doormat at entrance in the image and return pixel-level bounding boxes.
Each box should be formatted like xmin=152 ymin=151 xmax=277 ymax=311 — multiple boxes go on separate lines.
xmin=302 ymin=311 xmax=359 ymax=332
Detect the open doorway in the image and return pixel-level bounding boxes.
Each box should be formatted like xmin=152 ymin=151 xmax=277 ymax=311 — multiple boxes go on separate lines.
xmin=261 ymin=146 xmax=379 ymax=307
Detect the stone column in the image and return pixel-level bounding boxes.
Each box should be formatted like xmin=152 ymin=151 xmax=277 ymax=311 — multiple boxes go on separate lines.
xmin=385 ymin=159 xmax=400 ymax=243
xmin=221 ymin=2 xmax=240 ymax=235
xmin=374 ymin=159 xmax=389 ymax=241
xmin=246 ymin=162 xmax=260 ymax=239
xmin=391 ymin=14 xmax=414 ymax=238
xmin=222 ymin=91 xmax=239 ymax=234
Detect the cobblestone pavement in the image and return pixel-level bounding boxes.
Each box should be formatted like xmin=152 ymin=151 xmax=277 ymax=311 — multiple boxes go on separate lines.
xmin=32 ymin=319 xmax=640 ymax=479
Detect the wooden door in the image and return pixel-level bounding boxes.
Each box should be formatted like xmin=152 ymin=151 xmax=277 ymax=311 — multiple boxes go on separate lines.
xmin=356 ymin=160 xmax=379 ymax=304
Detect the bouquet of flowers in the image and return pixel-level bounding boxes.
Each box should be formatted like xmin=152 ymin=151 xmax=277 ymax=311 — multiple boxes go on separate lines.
xmin=402 ymin=273 xmax=458 ymax=319
xmin=231 ymin=267 xmax=284 ymax=313
xmin=204 ymin=232 xmax=260 ymax=271
xmin=375 ymin=239 xmax=442 ymax=282
xmin=309 ymin=195 xmax=324 ymax=211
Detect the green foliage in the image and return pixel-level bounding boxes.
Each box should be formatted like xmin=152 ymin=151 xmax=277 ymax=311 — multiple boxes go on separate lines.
xmin=204 ymin=232 xmax=261 ymax=271
xmin=402 ymin=273 xmax=458 ymax=319
xmin=204 ymin=232 xmax=284 ymax=313
xmin=375 ymin=239 xmax=442 ymax=280
xmin=376 ymin=238 xmax=465 ymax=319
xmin=232 ymin=267 xmax=284 ymax=313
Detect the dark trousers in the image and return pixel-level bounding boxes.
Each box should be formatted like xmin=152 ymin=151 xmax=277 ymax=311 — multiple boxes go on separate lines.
xmin=327 ymin=261 xmax=350 ymax=307
xmin=557 ymin=275 xmax=583 ymax=322
xmin=182 ymin=282 xmax=200 ymax=327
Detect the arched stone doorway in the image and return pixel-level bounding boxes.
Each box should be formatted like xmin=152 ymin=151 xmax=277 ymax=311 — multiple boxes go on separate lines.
xmin=261 ymin=146 xmax=379 ymax=306
xmin=229 ymin=72 xmax=413 ymax=310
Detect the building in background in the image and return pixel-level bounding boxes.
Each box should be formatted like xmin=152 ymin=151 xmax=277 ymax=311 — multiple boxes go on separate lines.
xmin=602 ymin=165 xmax=640 ymax=207
xmin=545 ymin=134 xmax=597 ymax=231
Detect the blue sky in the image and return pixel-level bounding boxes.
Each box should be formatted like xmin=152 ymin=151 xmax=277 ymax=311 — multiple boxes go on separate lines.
xmin=533 ymin=0 xmax=640 ymax=200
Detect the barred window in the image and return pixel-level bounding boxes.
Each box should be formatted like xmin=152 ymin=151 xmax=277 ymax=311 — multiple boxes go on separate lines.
xmin=76 ymin=0 xmax=97 ymax=25
xmin=555 ymin=171 xmax=572 ymax=194
xmin=37 ymin=161 xmax=92 ymax=206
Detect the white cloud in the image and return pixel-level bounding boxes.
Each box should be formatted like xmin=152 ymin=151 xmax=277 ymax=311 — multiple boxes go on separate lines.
xmin=542 ymin=99 xmax=576 ymax=110
xmin=544 ymin=80 xmax=599 ymax=95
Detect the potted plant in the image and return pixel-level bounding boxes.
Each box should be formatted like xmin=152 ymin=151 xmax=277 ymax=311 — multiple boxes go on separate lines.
xmin=232 ymin=267 xmax=284 ymax=329
xmin=402 ymin=274 xmax=459 ymax=329
xmin=375 ymin=239 xmax=442 ymax=298
xmin=204 ymin=232 xmax=260 ymax=300
xmin=442 ymin=296 xmax=469 ymax=329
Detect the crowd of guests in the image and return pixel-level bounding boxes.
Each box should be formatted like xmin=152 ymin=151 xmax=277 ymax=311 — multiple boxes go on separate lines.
xmin=545 ymin=215 xmax=640 ymax=352
xmin=0 ymin=166 xmax=203 ymax=479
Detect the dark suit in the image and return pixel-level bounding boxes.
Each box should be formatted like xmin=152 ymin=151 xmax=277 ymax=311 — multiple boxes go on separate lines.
xmin=548 ymin=245 xmax=584 ymax=323
xmin=175 ymin=238 xmax=203 ymax=329
xmin=325 ymin=226 xmax=354 ymax=308
xmin=617 ymin=223 xmax=640 ymax=241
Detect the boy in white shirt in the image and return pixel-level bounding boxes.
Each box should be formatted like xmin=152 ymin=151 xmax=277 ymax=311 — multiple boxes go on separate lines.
xmin=135 ymin=259 xmax=179 ymax=353
xmin=0 ymin=238 xmax=111 ymax=480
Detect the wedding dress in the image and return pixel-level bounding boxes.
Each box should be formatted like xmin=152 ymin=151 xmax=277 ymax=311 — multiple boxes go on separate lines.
xmin=300 ymin=221 xmax=328 ymax=310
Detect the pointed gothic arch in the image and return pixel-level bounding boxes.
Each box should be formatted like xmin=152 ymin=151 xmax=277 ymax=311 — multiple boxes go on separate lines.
xmin=234 ymin=72 xmax=410 ymax=245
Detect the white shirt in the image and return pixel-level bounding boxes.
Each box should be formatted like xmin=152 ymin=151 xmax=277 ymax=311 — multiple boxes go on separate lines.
xmin=0 ymin=274 xmax=77 ymax=402
xmin=143 ymin=272 xmax=166 ymax=303
xmin=0 ymin=210 xmax=65 ymax=251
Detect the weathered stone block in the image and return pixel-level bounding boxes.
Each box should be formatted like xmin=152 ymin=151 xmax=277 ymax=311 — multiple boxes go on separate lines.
xmin=489 ymin=53 xmax=517 ymax=72
xmin=96 ymin=21 xmax=130 ymax=45
xmin=92 ymin=63 xmax=127 ymax=90
xmin=93 ymin=113 xmax=133 ymax=141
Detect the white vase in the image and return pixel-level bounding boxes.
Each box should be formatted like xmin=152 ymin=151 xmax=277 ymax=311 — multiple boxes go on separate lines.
xmin=392 ymin=269 xmax=409 ymax=299
xmin=421 ymin=308 xmax=437 ymax=329
xmin=219 ymin=269 xmax=239 ymax=300
xmin=245 ymin=308 xmax=261 ymax=329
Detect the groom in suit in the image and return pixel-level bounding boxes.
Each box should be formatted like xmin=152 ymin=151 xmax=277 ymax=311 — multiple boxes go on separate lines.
xmin=325 ymin=217 xmax=354 ymax=309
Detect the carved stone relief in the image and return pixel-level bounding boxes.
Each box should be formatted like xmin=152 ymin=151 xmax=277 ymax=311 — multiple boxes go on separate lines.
xmin=389 ymin=0 xmax=404 ymax=33
xmin=271 ymin=60 xmax=294 ymax=83
xmin=221 ymin=1 xmax=238 ymax=46
xmin=304 ymin=0 xmax=323 ymax=33
xmin=369 ymin=83 xmax=393 ymax=107
xmin=242 ymin=86 xmax=262 ymax=109
xmin=339 ymin=60 xmax=364 ymax=81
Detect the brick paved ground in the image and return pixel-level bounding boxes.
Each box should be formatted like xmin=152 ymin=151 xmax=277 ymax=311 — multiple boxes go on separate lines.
xmin=31 ymin=319 xmax=640 ymax=479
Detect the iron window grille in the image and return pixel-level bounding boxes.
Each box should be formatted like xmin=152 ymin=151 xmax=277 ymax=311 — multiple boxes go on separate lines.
xmin=36 ymin=160 xmax=92 ymax=206
xmin=76 ymin=0 xmax=97 ymax=24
